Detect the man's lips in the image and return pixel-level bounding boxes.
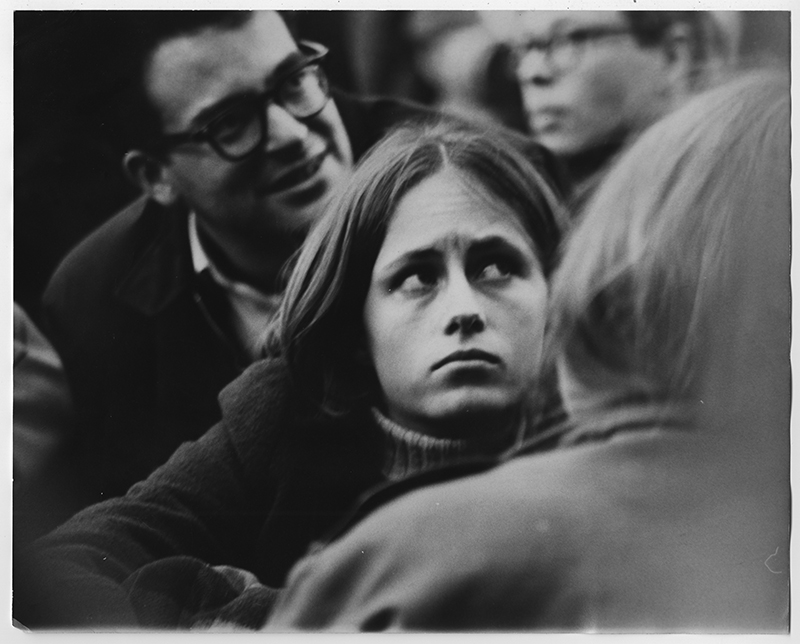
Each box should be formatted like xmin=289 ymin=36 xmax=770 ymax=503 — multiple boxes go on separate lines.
xmin=263 ymin=149 xmax=328 ymax=195
xmin=531 ymin=107 xmax=566 ymax=131
xmin=431 ymin=349 xmax=501 ymax=372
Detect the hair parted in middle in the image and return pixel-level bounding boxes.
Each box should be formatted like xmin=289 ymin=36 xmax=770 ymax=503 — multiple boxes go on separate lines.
xmin=267 ymin=119 xmax=567 ymax=420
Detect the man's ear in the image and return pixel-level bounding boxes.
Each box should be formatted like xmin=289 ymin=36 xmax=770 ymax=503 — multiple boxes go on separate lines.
xmin=122 ymin=150 xmax=179 ymax=206
xmin=660 ymin=23 xmax=694 ymax=97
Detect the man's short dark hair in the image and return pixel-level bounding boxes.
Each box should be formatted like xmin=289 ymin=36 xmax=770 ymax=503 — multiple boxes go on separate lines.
xmin=93 ymin=11 xmax=298 ymax=157
xmin=113 ymin=11 xmax=257 ymax=156
xmin=622 ymin=11 xmax=730 ymax=74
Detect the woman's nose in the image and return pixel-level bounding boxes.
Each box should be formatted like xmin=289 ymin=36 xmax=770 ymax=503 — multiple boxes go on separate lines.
xmin=442 ymin=275 xmax=486 ymax=336
xmin=445 ymin=313 xmax=486 ymax=336
xmin=265 ymin=103 xmax=310 ymax=153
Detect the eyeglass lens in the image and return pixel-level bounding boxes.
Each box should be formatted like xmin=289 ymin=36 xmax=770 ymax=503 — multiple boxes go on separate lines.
xmin=516 ymin=27 xmax=629 ymax=79
xmin=516 ymin=33 xmax=581 ymax=77
xmin=212 ymin=63 xmax=329 ymax=160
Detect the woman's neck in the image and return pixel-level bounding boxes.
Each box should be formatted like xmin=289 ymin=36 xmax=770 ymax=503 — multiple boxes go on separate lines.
xmin=373 ymin=408 xmax=524 ymax=481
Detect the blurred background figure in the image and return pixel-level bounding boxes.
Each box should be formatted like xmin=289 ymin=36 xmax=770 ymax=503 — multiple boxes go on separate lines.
xmin=13 ymin=303 xmax=88 ymax=623
xmin=13 ymin=302 xmax=86 ymax=542
xmin=506 ymin=10 xmax=735 ymax=204
xmin=14 ymin=303 xmax=73 ymax=493
xmin=403 ymin=11 xmax=526 ymax=130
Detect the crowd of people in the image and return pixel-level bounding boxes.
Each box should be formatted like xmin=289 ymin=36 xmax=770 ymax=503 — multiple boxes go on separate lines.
xmin=13 ymin=9 xmax=790 ymax=632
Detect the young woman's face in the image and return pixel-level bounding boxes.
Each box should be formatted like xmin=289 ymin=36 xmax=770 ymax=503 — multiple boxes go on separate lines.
xmin=363 ymin=170 xmax=548 ymax=438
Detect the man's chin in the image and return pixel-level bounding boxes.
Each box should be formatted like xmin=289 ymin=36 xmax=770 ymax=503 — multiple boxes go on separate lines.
xmin=269 ymin=174 xmax=331 ymax=209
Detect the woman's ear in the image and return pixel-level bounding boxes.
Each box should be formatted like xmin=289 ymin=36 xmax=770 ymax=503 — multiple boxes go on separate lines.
xmin=122 ymin=150 xmax=179 ymax=206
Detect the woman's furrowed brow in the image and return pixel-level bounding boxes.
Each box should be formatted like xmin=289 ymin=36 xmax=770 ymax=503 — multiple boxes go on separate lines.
xmin=376 ymin=248 xmax=441 ymax=275
xmin=469 ymin=235 xmax=531 ymax=254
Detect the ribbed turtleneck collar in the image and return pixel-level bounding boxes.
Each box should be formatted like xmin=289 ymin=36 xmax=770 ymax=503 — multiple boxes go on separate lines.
xmin=372 ymin=408 xmax=523 ymax=481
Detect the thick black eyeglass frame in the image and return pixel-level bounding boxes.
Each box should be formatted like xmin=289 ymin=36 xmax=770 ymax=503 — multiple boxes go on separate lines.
xmin=154 ymin=40 xmax=330 ymax=162
xmin=517 ymin=26 xmax=632 ymax=74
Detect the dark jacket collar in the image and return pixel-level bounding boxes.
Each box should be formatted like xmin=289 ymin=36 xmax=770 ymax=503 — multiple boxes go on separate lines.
xmin=113 ymin=196 xmax=194 ymax=317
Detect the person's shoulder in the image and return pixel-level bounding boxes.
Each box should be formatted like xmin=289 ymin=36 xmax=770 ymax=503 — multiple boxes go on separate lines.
xmin=354 ymin=443 xmax=607 ymax=553
xmin=218 ymin=356 xmax=292 ymax=419
xmin=44 ymin=197 xmax=153 ymax=290
xmin=42 ymin=197 xmax=184 ymax=314
xmin=216 ymin=356 xmax=295 ymax=462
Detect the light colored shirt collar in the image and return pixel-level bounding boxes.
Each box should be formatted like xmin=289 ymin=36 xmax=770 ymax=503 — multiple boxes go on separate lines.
xmin=188 ymin=210 xmax=212 ymax=275
xmin=188 ymin=212 xmax=281 ymax=362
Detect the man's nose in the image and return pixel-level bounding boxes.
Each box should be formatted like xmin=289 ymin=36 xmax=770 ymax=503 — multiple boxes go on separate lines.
xmin=517 ymin=49 xmax=555 ymax=87
xmin=442 ymin=274 xmax=487 ymax=336
xmin=264 ymin=103 xmax=310 ymax=153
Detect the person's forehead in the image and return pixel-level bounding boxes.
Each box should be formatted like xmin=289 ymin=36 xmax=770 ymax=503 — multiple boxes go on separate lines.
xmin=518 ymin=10 xmax=627 ymax=37
xmin=145 ymin=11 xmax=297 ymax=131
xmin=381 ymin=172 xmax=531 ymax=255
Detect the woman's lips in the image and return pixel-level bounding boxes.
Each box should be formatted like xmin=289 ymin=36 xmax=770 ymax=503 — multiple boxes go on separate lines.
xmin=431 ymin=349 xmax=501 ymax=371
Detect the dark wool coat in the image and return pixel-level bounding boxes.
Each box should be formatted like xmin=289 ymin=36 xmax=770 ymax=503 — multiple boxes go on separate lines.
xmin=20 ymin=357 xmax=565 ymax=630
xmin=21 ymin=358 xmax=388 ymax=628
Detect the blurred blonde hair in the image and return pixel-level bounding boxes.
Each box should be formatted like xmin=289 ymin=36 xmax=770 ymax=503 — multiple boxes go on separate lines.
xmin=547 ymin=69 xmax=790 ymax=403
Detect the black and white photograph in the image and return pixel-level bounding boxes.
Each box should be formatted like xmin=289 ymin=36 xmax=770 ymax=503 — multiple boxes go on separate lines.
xmin=8 ymin=2 xmax=793 ymax=634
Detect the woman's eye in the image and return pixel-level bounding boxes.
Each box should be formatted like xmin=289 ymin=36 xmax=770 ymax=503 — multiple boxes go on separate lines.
xmin=392 ymin=269 xmax=438 ymax=294
xmin=474 ymin=259 xmax=515 ymax=282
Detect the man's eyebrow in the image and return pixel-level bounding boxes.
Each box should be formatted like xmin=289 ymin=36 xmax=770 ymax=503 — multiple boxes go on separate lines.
xmin=269 ymin=48 xmax=307 ymax=85
xmin=190 ymin=47 xmax=307 ymax=128
xmin=191 ymin=93 xmax=252 ymax=128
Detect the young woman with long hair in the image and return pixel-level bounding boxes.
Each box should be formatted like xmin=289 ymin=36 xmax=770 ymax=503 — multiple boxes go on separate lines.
xmin=267 ymin=70 xmax=791 ymax=632
xmin=25 ymin=120 xmax=566 ymax=629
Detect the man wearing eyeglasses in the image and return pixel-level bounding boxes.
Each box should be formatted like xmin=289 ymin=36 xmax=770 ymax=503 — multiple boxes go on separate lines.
xmin=39 ymin=10 xmax=466 ymax=509
xmin=511 ymin=11 xmax=729 ymax=201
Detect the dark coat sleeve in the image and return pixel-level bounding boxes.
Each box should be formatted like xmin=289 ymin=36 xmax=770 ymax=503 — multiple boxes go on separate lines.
xmin=19 ymin=359 xmax=293 ymax=629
